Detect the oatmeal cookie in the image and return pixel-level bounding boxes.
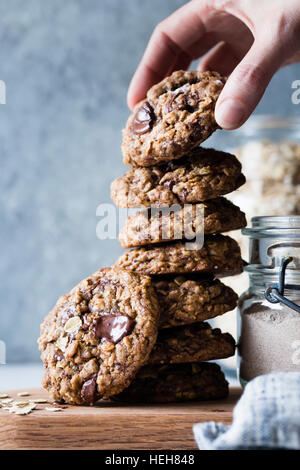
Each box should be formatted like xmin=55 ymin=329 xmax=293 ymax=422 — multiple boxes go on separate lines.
xmin=114 ymin=234 xmax=243 ymax=276
xmin=111 ymin=147 xmax=245 ymax=208
xmin=38 ymin=268 xmax=159 ymax=405
xmin=153 ymin=275 xmax=238 ymax=329
xmin=148 ymin=322 xmax=235 ymax=365
xmin=122 ymin=70 xmax=226 ymax=167
xmin=112 ymin=362 xmax=228 ymax=403
xmin=119 ymin=197 xmax=246 ymax=248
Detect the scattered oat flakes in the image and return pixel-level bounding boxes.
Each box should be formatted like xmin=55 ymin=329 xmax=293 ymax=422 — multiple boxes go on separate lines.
xmin=17 ymin=391 xmax=30 ymax=397
xmin=0 ymin=397 xmax=38 ymax=416
xmin=0 ymin=393 xmax=9 ymax=399
xmin=13 ymin=404 xmax=36 ymax=415
xmin=14 ymin=401 xmax=30 ymax=407
xmin=31 ymin=398 xmax=48 ymax=404
xmin=45 ymin=407 xmax=64 ymax=412
xmin=0 ymin=398 xmax=13 ymax=404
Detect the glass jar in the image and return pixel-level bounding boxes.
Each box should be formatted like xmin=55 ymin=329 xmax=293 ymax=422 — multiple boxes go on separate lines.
xmin=206 ymin=115 xmax=300 ymax=377
xmin=207 ymin=114 xmax=300 ymax=154
xmin=237 ymin=216 xmax=300 ymax=387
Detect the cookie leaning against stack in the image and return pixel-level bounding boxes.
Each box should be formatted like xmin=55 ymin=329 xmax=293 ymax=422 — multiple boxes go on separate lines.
xmin=38 ymin=268 xmax=160 ymax=405
xmin=111 ymin=70 xmax=246 ymax=403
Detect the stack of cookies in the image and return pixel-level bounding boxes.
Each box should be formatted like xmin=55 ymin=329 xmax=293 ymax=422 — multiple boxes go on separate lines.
xmin=111 ymin=71 xmax=246 ymax=403
xmin=38 ymin=71 xmax=246 ymax=406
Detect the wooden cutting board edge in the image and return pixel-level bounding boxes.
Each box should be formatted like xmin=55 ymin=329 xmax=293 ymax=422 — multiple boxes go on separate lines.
xmin=0 ymin=387 xmax=241 ymax=450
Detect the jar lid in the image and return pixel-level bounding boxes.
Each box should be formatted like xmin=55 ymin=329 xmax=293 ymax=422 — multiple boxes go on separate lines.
xmin=243 ymin=215 xmax=300 ymax=238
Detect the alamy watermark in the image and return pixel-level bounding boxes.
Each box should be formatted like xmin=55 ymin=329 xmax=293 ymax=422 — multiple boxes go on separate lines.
xmin=96 ymin=203 xmax=205 ymax=249
xmin=291 ymin=340 xmax=300 ymax=365
xmin=0 ymin=80 xmax=6 ymax=104
xmin=291 ymin=80 xmax=300 ymax=104
xmin=0 ymin=340 xmax=6 ymax=364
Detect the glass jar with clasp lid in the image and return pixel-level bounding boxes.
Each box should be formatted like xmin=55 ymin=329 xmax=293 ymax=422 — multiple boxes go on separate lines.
xmin=237 ymin=216 xmax=300 ymax=387
xmin=205 ymin=115 xmax=300 ymax=378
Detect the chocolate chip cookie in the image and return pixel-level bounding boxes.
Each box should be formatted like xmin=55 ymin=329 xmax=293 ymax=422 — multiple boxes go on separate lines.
xmin=38 ymin=268 xmax=159 ymax=405
xmin=153 ymin=275 xmax=238 ymax=329
xmin=122 ymin=70 xmax=226 ymax=167
xmin=111 ymin=147 xmax=245 ymax=208
xmin=148 ymin=322 xmax=235 ymax=365
xmin=112 ymin=362 xmax=228 ymax=403
xmin=114 ymin=234 xmax=243 ymax=276
xmin=119 ymin=197 xmax=246 ymax=248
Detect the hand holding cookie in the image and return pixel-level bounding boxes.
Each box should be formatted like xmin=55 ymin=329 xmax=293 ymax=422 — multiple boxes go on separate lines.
xmin=127 ymin=0 xmax=300 ymax=130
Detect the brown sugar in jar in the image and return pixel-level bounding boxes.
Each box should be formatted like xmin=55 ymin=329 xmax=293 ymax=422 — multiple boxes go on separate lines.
xmin=237 ymin=216 xmax=300 ymax=387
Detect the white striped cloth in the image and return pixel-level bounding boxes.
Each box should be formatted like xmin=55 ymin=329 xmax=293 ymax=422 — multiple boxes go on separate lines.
xmin=193 ymin=373 xmax=300 ymax=450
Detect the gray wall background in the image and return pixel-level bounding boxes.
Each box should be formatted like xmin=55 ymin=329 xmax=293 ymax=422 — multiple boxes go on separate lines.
xmin=0 ymin=0 xmax=299 ymax=363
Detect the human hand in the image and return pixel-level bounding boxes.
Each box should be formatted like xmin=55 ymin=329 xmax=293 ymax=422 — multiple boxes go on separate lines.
xmin=128 ymin=0 xmax=300 ymax=129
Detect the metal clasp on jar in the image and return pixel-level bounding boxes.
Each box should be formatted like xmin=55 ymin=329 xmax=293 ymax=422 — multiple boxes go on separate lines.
xmin=265 ymin=257 xmax=300 ymax=313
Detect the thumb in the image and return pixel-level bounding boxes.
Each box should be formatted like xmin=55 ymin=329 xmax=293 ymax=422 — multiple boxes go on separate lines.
xmin=215 ymin=39 xmax=284 ymax=130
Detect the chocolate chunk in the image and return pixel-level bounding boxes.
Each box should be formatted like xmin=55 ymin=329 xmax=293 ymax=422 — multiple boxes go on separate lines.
xmin=93 ymin=314 xmax=135 ymax=344
xmin=178 ymin=188 xmax=188 ymax=203
xmin=165 ymin=86 xmax=197 ymax=114
xmin=165 ymin=89 xmax=185 ymax=113
xmin=132 ymin=101 xmax=155 ymax=135
xmin=81 ymin=374 xmax=98 ymax=405
xmin=52 ymin=399 xmax=66 ymax=406
xmin=53 ymin=351 xmax=64 ymax=362
xmin=163 ymin=179 xmax=176 ymax=191
xmin=81 ymin=314 xmax=91 ymax=330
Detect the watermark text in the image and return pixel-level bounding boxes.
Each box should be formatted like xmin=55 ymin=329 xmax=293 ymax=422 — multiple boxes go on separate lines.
xmin=0 ymin=340 xmax=6 ymax=364
xmin=291 ymin=80 xmax=300 ymax=104
xmin=0 ymin=80 xmax=6 ymax=104
xmin=96 ymin=204 xmax=205 ymax=250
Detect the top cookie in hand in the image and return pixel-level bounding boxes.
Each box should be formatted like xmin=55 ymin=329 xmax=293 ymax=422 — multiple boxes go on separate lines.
xmin=122 ymin=70 xmax=226 ymax=167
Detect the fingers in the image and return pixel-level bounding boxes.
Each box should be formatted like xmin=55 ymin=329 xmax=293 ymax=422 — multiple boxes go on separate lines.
xmin=127 ymin=1 xmax=209 ymax=109
xmin=282 ymin=49 xmax=300 ymax=67
xmin=215 ymin=39 xmax=284 ymax=129
xmin=197 ymin=42 xmax=242 ymax=76
xmin=167 ymin=33 xmax=219 ymax=77
xmin=167 ymin=51 xmax=192 ymax=78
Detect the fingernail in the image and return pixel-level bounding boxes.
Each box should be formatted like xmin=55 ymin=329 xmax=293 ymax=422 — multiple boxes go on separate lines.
xmin=215 ymin=98 xmax=245 ymax=129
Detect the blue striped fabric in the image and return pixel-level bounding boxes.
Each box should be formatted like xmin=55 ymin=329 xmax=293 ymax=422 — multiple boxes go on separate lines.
xmin=193 ymin=373 xmax=300 ymax=450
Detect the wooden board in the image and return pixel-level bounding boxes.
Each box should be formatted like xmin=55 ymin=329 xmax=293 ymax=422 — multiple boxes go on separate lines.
xmin=0 ymin=387 xmax=241 ymax=450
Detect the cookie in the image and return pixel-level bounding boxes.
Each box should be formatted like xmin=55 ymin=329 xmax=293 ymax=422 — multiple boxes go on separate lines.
xmin=112 ymin=362 xmax=228 ymax=403
xmin=153 ymin=275 xmax=238 ymax=329
xmin=111 ymin=147 xmax=245 ymax=208
xmin=122 ymin=70 xmax=226 ymax=167
xmin=119 ymin=197 xmax=246 ymax=248
xmin=114 ymin=234 xmax=243 ymax=276
xmin=38 ymin=268 xmax=159 ymax=405
xmin=148 ymin=322 xmax=235 ymax=365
